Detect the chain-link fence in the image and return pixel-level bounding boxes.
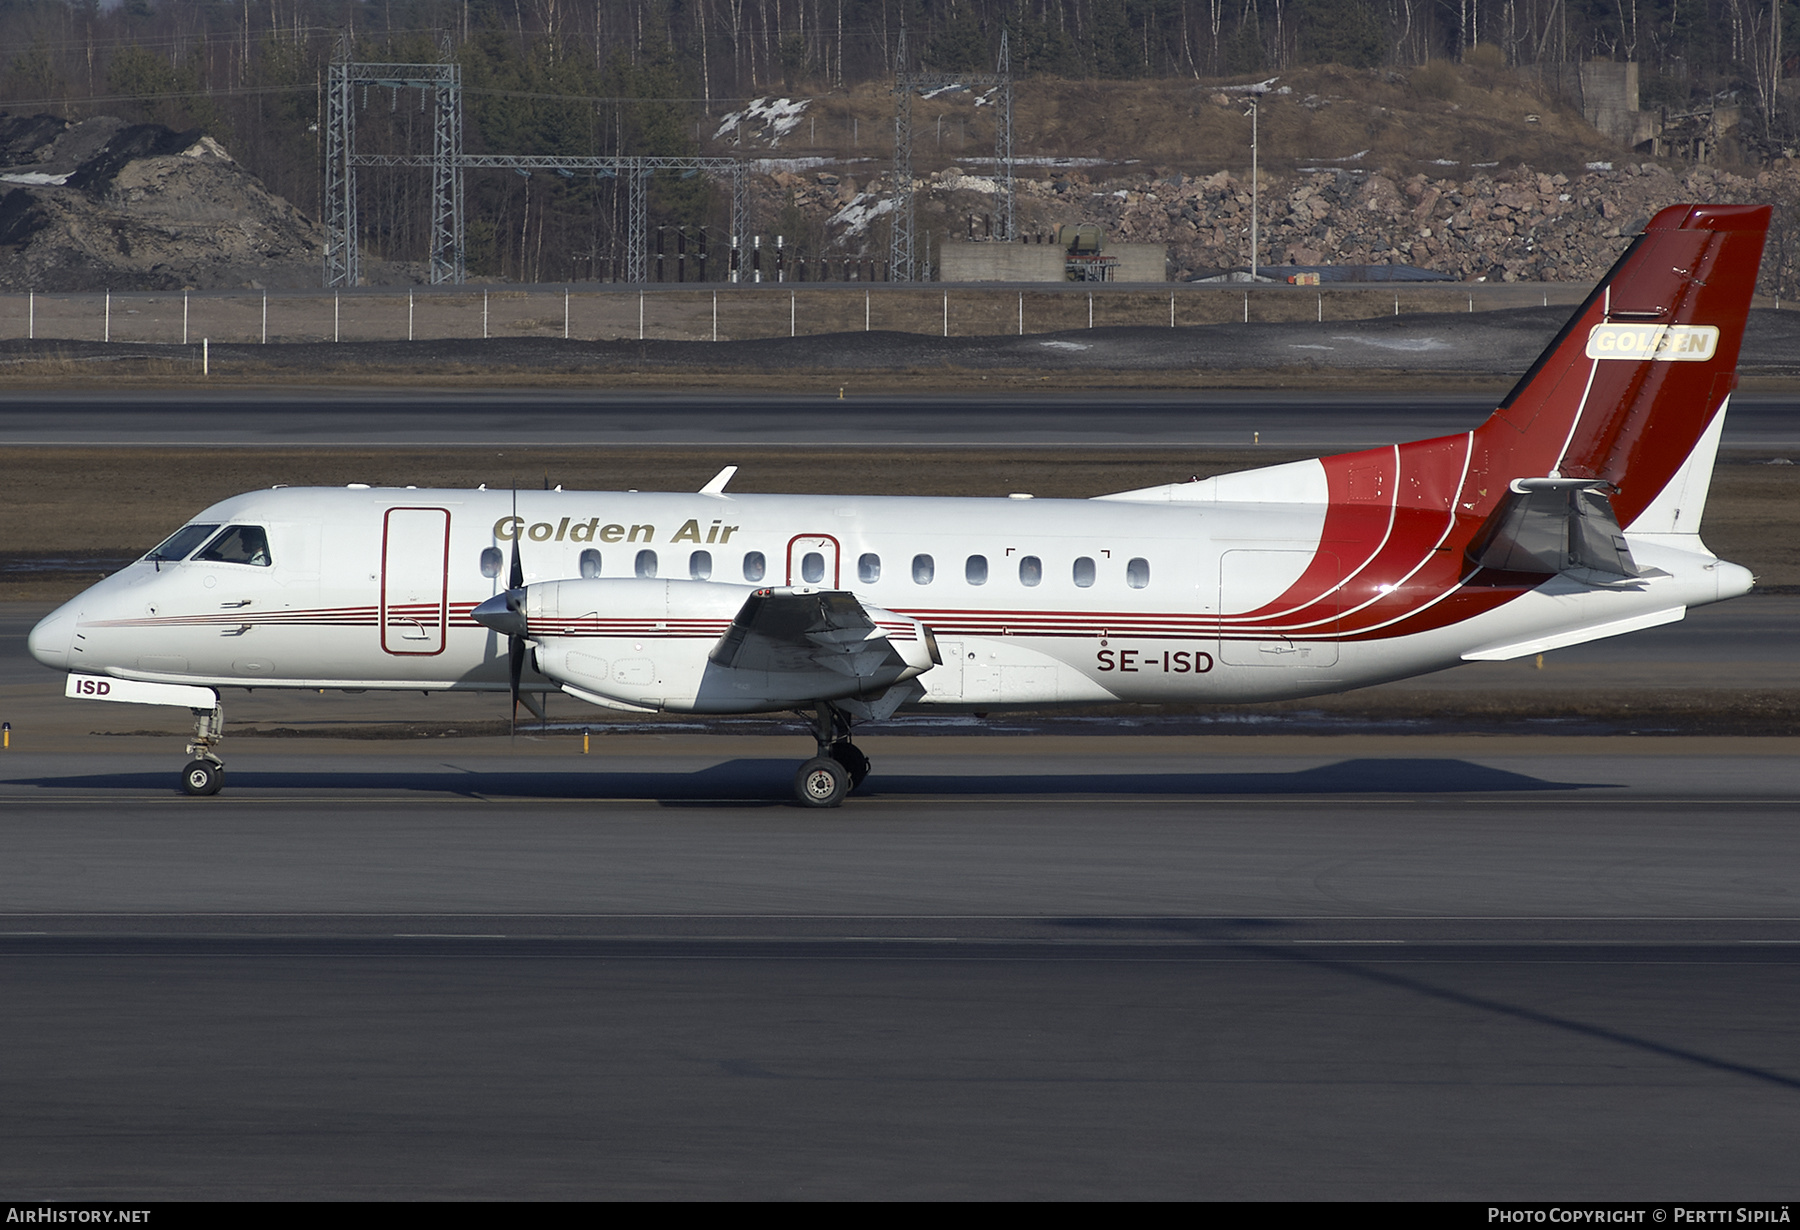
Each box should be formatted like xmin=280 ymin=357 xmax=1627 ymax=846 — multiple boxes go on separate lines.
xmin=0 ymin=282 xmax=1641 ymax=347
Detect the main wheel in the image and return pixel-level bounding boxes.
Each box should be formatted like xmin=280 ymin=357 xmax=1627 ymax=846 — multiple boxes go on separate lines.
xmin=180 ymin=759 xmax=223 ymax=796
xmin=794 ymin=756 xmax=849 ymax=808
xmin=827 ymin=740 xmax=871 ymax=790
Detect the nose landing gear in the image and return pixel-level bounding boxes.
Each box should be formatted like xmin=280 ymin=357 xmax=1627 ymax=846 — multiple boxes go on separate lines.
xmin=793 ymin=702 xmax=870 ymax=808
xmin=181 ymin=704 xmax=225 ymax=796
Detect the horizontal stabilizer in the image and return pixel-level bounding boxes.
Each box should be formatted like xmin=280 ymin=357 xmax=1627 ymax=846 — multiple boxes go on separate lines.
xmin=1461 ymin=605 xmax=1686 ymax=661
xmin=1468 ymin=479 xmax=1644 ymax=578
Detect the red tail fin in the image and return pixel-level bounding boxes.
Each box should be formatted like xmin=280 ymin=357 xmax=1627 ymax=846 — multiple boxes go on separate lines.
xmin=1279 ymin=205 xmax=1771 ymax=643
xmin=1469 ymin=202 xmax=1770 ymax=528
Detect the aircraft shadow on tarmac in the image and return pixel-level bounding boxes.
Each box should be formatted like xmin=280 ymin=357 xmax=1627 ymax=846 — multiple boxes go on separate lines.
xmin=8 ymin=757 xmax=1608 ymax=801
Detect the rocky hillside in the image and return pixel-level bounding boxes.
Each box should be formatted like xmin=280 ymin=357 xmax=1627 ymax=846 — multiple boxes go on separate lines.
xmin=4 ymin=59 xmax=1796 ymax=297
xmin=827 ymin=157 xmax=1799 ymax=289
xmin=749 ymin=65 xmax=1798 ymax=294
xmin=0 ymin=112 xmax=324 ymax=292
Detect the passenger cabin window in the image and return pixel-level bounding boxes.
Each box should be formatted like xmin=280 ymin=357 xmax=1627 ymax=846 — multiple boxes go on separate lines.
xmin=480 ymin=547 xmax=504 ymax=579
xmin=743 ymin=551 xmax=766 ymax=582
xmin=965 ymin=555 xmax=988 ymax=585
xmin=689 ymin=550 xmax=712 ymax=580
xmin=801 ymin=551 xmax=825 ymax=584
xmin=196 ymin=525 xmax=271 ymax=567
xmin=858 ymin=553 xmax=881 ymax=584
xmin=579 ymin=549 xmax=601 ymax=579
xmin=145 ymin=523 xmax=221 ymax=563
xmin=1127 ymin=557 xmax=1151 ymax=589
xmin=1073 ymin=557 xmax=1096 ymax=588
xmin=1018 ymin=555 xmax=1042 ymax=587
xmin=635 ymin=549 xmax=658 ymax=578
xmin=912 ymin=554 xmax=935 ymax=584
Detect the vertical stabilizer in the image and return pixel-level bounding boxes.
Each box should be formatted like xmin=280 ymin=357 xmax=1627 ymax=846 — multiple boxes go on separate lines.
xmin=1468 ymin=203 xmax=1769 ymax=530
xmin=1237 ymin=204 xmax=1771 ymax=644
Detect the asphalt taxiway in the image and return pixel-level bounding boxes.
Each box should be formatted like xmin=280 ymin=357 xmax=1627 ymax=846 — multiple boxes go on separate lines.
xmin=3 ymin=389 xmax=1800 ymax=451
xmin=3 ymin=741 xmax=1799 ymax=1199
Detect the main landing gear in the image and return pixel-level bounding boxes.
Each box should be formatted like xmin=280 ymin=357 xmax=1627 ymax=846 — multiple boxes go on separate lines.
xmin=180 ymin=703 xmax=225 ymax=796
xmin=793 ymin=702 xmax=870 ymax=808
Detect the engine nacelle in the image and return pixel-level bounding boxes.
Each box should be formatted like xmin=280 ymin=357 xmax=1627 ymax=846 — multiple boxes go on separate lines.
xmin=519 ymin=578 xmax=937 ymax=714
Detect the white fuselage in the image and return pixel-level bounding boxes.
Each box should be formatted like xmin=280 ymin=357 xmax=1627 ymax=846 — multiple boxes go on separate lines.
xmin=27 ymin=475 xmax=1750 ymax=714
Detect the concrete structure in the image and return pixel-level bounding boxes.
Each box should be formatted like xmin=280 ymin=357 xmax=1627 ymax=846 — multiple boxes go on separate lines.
xmin=1579 ymin=58 xmax=1740 ymax=161
xmin=940 ymin=241 xmax=1167 ymax=283
xmin=1581 ymin=60 xmax=1661 ymax=152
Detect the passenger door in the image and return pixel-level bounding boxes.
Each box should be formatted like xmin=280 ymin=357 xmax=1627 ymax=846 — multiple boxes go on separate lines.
xmin=381 ymin=507 xmax=451 ymax=655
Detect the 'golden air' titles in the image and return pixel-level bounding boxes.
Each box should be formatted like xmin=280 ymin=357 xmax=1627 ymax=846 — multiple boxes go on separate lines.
xmin=492 ymin=516 xmax=742 ymax=545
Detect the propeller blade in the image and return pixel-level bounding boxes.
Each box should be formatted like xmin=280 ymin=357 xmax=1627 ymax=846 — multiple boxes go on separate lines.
xmin=509 ymin=632 xmax=526 ymax=734
xmin=502 ymin=483 xmax=526 ymax=737
xmin=508 ymin=489 xmax=524 ymax=590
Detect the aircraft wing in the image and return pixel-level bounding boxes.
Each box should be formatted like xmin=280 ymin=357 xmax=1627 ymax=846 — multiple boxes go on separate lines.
xmin=708 ymin=587 xmax=909 ymax=683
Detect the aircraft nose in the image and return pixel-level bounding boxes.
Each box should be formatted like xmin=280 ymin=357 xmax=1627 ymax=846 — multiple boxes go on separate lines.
xmin=471 ymin=589 xmax=529 ymax=638
xmin=27 ymin=605 xmax=75 ymax=671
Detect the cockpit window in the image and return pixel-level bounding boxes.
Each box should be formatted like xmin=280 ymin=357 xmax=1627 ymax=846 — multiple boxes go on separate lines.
xmin=145 ymin=524 xmax=221 ymax=562
xmin=196 ymin=525 xmax=272 ymax=567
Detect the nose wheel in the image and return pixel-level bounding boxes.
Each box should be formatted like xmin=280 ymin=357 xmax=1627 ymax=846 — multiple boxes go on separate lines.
xmin=179 ymin=703 xmax=226 ymax=797
xmin=793 ymin=704 xmax=870 ymax=807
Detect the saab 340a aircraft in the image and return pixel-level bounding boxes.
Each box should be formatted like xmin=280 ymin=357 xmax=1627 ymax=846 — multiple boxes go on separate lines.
xmin=28 ymin=203 xmax=1771 ymax=806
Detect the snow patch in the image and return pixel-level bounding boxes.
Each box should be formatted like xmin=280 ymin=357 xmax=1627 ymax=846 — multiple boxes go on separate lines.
xmin=181 ymin=135 xmax=234 ymax=162
xmin=715 ymin=97 xmax=810 ymax=147
xmin=940 ymin=171 xmax=998 ymax=194
xmin=829 ymin=192 xmax=895 ymax=236
xmin=1331 ymin=335 xmax=1453 ymax=353
xmin=750 ymin=156 xmax=843 ymax=173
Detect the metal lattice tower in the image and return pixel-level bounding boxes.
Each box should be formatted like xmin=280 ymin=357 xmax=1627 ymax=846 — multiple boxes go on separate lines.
xmin=326 ymin=37 xmax=748 ymax=288
xmin=324 ymin=39 xmax=465 ymax=287
xmin=993 ymin=31 xmax=1015 ymax=243
xmin=888 ymin=26 xmax=916 ymax=283
xmin=428 ymin=38 xmax=465 ymax=285
xmin=625 ymin=162 xmax=750 ymax=284
xmin=888 ymin=27 xmax=1016 ymax=280
xmin=322 ymin=34 xmax=357 ymax=288
xmin=730 ymin=161 xmax=750 ymax=283
xmin=626 ymin=161 xmax=650 ymax=284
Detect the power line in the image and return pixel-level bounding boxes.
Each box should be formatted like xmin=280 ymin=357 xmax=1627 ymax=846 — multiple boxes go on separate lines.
xmin=0 ymin=83 xmax=812 ymax=111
